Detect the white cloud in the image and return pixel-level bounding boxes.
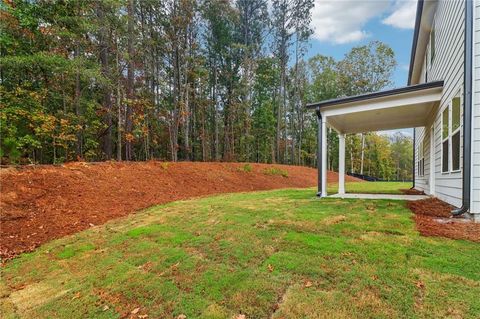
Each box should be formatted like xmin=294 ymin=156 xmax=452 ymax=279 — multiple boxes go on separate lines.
xmin=382 ymin=0 xmax=417 ymax=29
xmin=311 ymin=0 xmax=390 ymax=44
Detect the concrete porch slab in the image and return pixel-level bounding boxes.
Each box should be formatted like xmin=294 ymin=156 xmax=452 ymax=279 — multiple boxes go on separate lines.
xmin=328 ymin=193 xmax=430 ymax=201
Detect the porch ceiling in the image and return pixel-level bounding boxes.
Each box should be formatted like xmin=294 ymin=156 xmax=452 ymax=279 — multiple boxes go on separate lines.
xmin=307 ymin=81 xmax=444 ymax=134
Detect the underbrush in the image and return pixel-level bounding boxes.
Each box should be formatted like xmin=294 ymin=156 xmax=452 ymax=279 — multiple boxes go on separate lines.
xmin=238 ymin=163 xmax=252 ymax=172
xmin=263 ymin=167 xmax=288 ymax=177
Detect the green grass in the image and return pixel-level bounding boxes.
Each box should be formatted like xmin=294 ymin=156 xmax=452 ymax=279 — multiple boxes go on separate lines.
xmin=1 ymin=188 xmax=479 ymax=319
xmin=328 ymin=181 xmax=412 ymax=195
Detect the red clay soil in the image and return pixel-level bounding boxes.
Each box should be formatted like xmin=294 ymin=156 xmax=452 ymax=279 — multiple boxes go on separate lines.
xmin=407 ymin=198 xmax=480 ymax=242
xmin=0 ymin=161 xmax=362 ymax=260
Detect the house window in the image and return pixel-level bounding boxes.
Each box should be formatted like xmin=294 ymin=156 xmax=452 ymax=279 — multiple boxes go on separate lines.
xmin=442 ymin=107 xmax=449 ymax=172
xmin=451 ymin=97 xmax=461 ymax=171
xmin=442 ymin=95 xmax=462 ymax=173
xmin=417 ymin=140 xmax=425 ymax=177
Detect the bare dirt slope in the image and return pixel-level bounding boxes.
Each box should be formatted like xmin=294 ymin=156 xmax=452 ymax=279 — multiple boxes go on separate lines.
xmin=0 ymin=161 xmax=361 ymax=260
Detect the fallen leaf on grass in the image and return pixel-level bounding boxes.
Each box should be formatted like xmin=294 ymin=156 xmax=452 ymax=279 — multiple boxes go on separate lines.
xmin=415 ymin=281 xmax=425 ymax=289
xmin=267 ymin=264 xmax=274 ymax=272
xmin=235 ymin=315 xmax=246 ymax=319
xmin=102 ymin=305 xmax=109 ymax=311
xmin=138 ymin=261 xmax=153 ymax=272
xmin=131 ymin=307 xmax=140 ymax=314
xmin=138 ymin=315 xmax=148 ymax=319
xmin=177 ymin=314 xmax=187 ymax=319
xmin=304 ymin=280 xmax=313 ymax=288
xmin=72 ymin=292 xmax=81 ymax=300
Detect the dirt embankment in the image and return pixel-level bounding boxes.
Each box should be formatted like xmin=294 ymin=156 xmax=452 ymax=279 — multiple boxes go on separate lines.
xmin=0 ymin=161 xmax=361 ymax=260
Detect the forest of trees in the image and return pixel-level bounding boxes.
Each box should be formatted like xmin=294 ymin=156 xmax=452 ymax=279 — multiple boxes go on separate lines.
xmin=1 ymin=0 xmax=412 ymax=180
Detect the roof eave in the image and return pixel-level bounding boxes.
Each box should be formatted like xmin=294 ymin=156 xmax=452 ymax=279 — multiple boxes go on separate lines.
xmin=306 ymin=80 xmax=444 ymax=110
xmin=407 ymin=0 xmax=425 ymax=85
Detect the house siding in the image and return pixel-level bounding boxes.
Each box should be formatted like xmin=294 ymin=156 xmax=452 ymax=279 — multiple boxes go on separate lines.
xmin=472 ymin=0 xmax=480 ymax=220
xmin=414 ymin=0 xmax=465 ymax=208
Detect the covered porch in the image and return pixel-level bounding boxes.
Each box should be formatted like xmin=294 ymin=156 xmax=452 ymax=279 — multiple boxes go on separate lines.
xmin=307 ymin=81 xmax=444 ymax=198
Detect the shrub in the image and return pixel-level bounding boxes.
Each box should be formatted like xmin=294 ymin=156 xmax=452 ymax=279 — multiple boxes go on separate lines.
xmin=239 ymin=163 xmax=252 ymax=172
xmin=263 ymin=167 xmax=288 ymax=178
xmin=161 ymin=162 xmax=169 ymax=170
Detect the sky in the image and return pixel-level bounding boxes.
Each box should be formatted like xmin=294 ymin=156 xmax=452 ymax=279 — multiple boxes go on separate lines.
xmin=306 ymin=0 xmax=418 ymax=136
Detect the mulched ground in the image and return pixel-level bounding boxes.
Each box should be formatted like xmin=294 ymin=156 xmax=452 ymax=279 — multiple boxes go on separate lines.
xmin=0 ymin=161 xmax=362 ymax=260
xmin=407 ymin=198 xmax=480 ymax=242
xmin=400 ymin=188 xmax=425 ymax=195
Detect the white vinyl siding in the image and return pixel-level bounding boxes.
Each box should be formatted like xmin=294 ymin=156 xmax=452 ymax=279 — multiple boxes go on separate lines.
xmin=414 ymin=0 xmax=464 ymax=207
xmin=472 ymin=0 xmax=480 ymax=220
xmin=430 ymin=19 xmax=436 ymax=65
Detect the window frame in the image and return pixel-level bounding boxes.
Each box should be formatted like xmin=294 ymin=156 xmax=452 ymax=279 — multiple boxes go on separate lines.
xmin=441 ymin=91 xmax=462 ymax=174
xmin=451 ymin=96 xmax=461 ymax=172
xmin=441 ymin=106 xmax=449 ymax=174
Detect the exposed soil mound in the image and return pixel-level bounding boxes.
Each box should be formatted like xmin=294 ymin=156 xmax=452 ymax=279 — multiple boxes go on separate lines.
xmin=0 ymin=161 xmax=362 ymax=260
xmin=407 ymin=198 xmax=480 ymax=242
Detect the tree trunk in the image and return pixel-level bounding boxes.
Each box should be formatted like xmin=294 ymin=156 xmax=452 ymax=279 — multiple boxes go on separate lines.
xmin=125 ymin=0 xmax=135 ymax=161
xmin=350 ymin=138 xmax=354 ymax=173
xmin=116 ymin=46 xmax=122 ymax=161
xmin=98 ymin=4 xmax=112 ymax=159
xmin=213 ymin=69 xmax=220 ymax=160
xmin=74 ymin=44 xmax=83 ymax=160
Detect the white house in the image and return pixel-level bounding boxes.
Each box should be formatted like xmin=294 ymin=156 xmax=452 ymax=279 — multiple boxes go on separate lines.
xmin=307 ymin=0 xmax=479 ymax=221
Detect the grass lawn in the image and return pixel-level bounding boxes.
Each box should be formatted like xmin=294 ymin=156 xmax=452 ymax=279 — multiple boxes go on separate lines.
xmin=328 ymin=181 xmax=412 ymax=195
xmin=1 ymin=188 xmax=479 ymax=318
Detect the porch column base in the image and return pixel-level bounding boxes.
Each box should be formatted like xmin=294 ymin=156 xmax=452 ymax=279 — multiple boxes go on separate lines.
xmin=316 ymin=111 xmax=328 ymax=198
xmin=321 ymin=117 xmax=328 ymax=197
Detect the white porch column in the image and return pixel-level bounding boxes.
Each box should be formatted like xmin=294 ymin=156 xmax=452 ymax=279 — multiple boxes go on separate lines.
xmin=338 ymin=133 xmax=346 ymax=195
xmin=321 ymin=117 xmax=328 ymax=197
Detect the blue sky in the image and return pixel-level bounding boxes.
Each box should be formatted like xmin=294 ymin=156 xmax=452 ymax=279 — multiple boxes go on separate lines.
xmin=305 ymin=0 xmax=417 ymax=135
xmin=306 ymin=0 xmax=417 ymax=87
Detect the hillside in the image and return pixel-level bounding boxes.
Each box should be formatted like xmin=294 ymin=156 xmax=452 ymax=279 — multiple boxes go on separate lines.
xmin=0 ymin=161 xmax=361 ymax=259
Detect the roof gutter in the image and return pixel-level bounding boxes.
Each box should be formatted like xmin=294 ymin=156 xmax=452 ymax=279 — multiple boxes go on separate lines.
xmin=407 ymin=0 xmax=424 ymax=85
xmin=452 ymin=0 xmax=473 ymax=217
xmin=306 ymin=81 xmax=444 ymax=109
